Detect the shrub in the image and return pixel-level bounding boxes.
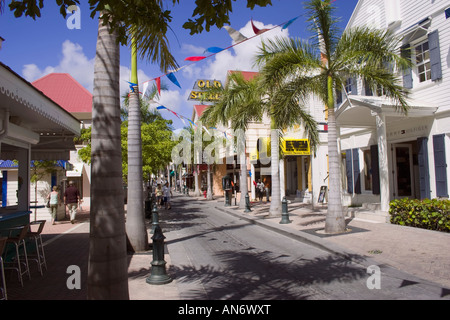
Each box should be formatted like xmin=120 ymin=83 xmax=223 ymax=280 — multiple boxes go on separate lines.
xmin=389 ymin=198 xmax=450 ymax=233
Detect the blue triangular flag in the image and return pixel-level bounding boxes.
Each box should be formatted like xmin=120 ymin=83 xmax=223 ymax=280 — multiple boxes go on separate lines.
xmin=156 ymin=106 xmax=166 ymax=110
xmin=205 ymin=47 xmax=224 ymax=54
xmin=167 ymin=73 xmax=181 ymax=89
xmin=127 ymin=81 xmax=138 ymax=92
xmin=282 ymin=16 xmax=299 ymax=30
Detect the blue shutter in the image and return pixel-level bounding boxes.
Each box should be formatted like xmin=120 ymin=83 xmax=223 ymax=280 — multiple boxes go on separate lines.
xmin=336 ymin=89 xmax=342 ymax=106
xmin=370 ymin=145 xmax=380 ymax=195
xmin=2 ymin=171 xmax=7 ymax=207
xmin=417 ymin=137 xmax=431 ymax=199
xmin=353 ymin=148 xmax=361 ymax=194
xmin=401 ymin=44 xmax=413 ymax=89
xmin=428 ymin=30 xmax=442 ymax=81
xmin=345 ymin=150 xmax=353 ymax=194
xmin=433 ymin=134 xmax=448 ymax=197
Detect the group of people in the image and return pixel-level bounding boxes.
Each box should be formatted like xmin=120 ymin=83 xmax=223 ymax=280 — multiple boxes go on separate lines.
xmin=151 ymin=182 xmax=173 ymax=210
xmin=255 ymin=179 xmax=270 ymax=202
xmin=46 ymin=181 xmax=81 ymax=225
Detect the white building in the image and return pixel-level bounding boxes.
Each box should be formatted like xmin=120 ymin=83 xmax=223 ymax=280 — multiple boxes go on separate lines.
xmin=337 ymin=0 xmax=450 ymax=216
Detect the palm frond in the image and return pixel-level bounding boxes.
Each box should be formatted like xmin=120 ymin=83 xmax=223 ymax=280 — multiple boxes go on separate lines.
xmin=333 ymin=26 xmax=411 ymax=113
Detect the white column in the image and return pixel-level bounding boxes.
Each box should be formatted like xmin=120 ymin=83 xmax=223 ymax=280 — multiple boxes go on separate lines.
xmin=376 ymin=112 xmax=390 ymax=212
xmin=279 ymin=158 xmax=285 ymax=199
xmin=251 ymin=163 xmax=256 ymax=200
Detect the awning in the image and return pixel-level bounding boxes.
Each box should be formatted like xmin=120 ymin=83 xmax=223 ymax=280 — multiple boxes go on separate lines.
xmin=336 ymin=95 xmax=438 ymax=128
xmin=400 ymin=17 xmax=432 ymax=42
xmin=0 ymin=62 xmax=80 ymax=161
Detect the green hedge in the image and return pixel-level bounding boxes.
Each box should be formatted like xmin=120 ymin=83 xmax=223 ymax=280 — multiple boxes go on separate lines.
xmin=389 ymin=198 xmax=450 ymax=232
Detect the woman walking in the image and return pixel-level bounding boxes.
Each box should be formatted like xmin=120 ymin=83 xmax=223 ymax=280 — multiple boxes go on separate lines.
xmin=47 ymin=186 xmax=61 ymax=225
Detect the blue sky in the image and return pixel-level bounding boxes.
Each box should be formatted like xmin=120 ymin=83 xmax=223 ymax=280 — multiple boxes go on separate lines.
xmin=0 ymin=0 xmax=359 ymax=129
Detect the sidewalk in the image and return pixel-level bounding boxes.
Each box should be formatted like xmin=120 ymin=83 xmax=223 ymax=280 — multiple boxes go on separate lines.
xmin=208 ymin=194 xmax=450 ymax=290
xmin=4 ymin=192 xmax=449 ymax=300
xmin=4 ymin=206 xmax=180 ymax=300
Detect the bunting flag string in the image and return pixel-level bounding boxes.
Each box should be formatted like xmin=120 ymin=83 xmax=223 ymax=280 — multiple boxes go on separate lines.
xmin=141 ymin=13 xmax=301 ymax=96
xmin=155 ymin=104 xmax=235 ymax=139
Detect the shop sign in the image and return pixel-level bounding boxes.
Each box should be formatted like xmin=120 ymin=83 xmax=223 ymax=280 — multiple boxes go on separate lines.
xmin=188 ymin=79 xmax=223 ymax=101
xmin=281 ymin=139 xmax=310 ymax=155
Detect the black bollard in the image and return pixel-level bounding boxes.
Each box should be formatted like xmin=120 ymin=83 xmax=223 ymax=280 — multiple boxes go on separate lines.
xmin=279 ymin=197 xmax=292 ymax=224
xmin=244 ymin=193 xmax=252 ymax=212
xmin=150 ymin=204 xmax=160 ymax=234
xmin=146 ymin=225 xmax=172 ymax=285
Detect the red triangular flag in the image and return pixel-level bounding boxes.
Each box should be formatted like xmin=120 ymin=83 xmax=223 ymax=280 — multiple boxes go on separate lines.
xmin=155 ymin=77 xmax=161 ymax=95
xmin=185 ymin=56 xmax=207 ymax=62
xmin=251 ymin=19 xmax=269 ymax=35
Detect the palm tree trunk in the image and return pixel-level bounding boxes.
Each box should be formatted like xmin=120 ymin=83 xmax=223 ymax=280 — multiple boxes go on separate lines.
xmin=238 ymin=131 xmax=248 ymax=209
xmin=269 ymin=123 xmax=281 ymax=216
xmin=324 ymin=75 xmax=345 ymax=234
xmin=88 ymin=12 xmax=129 ymax=300
xmin=207 ymin=164 xmax=213 ymax=200
xmin=193 ymin=165 xmax=201 ymax=196
xmin=125 ymin=36 xmax=148 ymax=252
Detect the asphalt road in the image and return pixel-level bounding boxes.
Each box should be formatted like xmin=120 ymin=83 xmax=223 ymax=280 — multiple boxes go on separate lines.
xmin=161 ymin=195 xmax=449 ymax=300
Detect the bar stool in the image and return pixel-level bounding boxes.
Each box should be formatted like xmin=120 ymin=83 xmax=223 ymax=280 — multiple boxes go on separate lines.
xmin=0 ymin=237 xmax=7 ymax=300
xmin=26 ymin=220 xmax=47 ymax=276
xmin=4 ymin=224 xmax=31 ymax=287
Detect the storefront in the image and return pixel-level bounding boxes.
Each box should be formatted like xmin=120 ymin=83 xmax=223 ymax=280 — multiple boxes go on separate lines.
xmin=0 ymin=62 xmax=80 ymax=228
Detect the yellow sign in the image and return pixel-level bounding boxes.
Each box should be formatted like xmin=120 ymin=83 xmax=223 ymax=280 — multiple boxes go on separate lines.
xmin=281 ymin=139 xmax=310 ymax=155
xmin=189 ymin=79 xmax=223 ymax=101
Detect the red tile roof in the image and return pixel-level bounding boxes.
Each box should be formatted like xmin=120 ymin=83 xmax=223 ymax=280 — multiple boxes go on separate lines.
xmin=32 ymin=73 xmax=92 ymax=113
xmin=228 ymin=70 xmax=259 ymax=81
xmin=194 ymin=105 xmax=209 ymax=118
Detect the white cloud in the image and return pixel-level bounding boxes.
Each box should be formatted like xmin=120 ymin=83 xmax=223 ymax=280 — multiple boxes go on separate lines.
xmin=21 ymin=39 xmax=152 ymax=96
xmin=181 ymin=43 xmax=206 ymax=55
xmin=23 ymin=40 xmax=95 ymax=91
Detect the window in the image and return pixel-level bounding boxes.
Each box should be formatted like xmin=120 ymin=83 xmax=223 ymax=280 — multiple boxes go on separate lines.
xmin=345 ymin=78 xmax=352 ymax=93
xmin=414 ymin=40 xmax=431 ymax=83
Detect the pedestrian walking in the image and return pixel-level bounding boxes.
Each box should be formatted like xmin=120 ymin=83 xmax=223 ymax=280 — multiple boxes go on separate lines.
xmin=64 ymin=181 xmax=81 ymax=224
xmin=162 ymin=182 xmax=173 ymax=210
xmin=156 ymin=184 xmax=163 ymax=208
xmin=257 ymin=179 xmax=265 ymax=202
xmin=47 ymin=185 xmax=61 ymax=225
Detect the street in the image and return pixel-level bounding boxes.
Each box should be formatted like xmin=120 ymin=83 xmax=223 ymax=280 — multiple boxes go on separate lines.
xmin=162 ymin=194 xmax=449 ymax=300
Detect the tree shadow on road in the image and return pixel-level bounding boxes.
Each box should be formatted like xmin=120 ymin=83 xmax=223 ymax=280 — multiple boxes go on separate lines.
xmin=168 ymin=248 xmax=367 ymax=300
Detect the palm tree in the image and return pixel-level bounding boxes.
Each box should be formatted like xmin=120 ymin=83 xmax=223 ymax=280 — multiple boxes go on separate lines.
xmin=256 ymin=0 xmax=410 ymax=234
xmin=125 ymin=36 xmax=148 ymax=253
xmin=88 ymin=4 xmax=178 ymax=299
xmin=201 ymin=72 xmax=263 ymax=209
xmin=88 ymin=10 xmax=130 ymax=300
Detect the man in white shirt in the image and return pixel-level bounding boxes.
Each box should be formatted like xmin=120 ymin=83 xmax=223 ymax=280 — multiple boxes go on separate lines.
xmin=162 ymin=182 xmax=173 ymax=210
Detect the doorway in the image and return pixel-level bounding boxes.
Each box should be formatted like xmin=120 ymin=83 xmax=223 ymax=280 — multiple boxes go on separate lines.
xmin=392 ymin=144 xmax=415 ymax=198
